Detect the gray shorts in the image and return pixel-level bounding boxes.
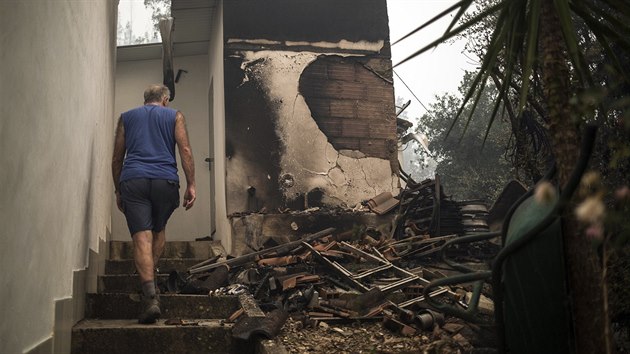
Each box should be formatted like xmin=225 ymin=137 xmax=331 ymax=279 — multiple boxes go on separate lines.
xmin=119 ymin=178 xmax=180 ymax=236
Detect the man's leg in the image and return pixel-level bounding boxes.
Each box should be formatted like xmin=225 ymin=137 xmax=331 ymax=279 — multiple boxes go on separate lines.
xmin=149 ymin=179 xmax=178 ymax=281
xmin=151 ymin=229 xmax=166 ymax=293
xmin=133 ymin=230 xmax=155 ymax=283
xmin=152 ymin=229 xmax=166 ymax=266
xmin=133 ymin=230 xmax=161 ymax=323
xmin=149 ymin=180 xmax=178 ymax=266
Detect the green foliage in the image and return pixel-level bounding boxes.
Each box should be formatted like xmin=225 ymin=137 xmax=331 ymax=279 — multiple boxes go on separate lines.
xmin=144 ymin=0 xmax=171 ymax=33
xmin=415 ymin=71 xmax=513 ymax=202
xmin=117 ymin=0 xmax=169 ymax=46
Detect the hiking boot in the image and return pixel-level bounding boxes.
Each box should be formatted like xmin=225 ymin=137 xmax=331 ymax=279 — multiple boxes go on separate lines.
xmin=138 ymin=296 xmax=161 ymax=324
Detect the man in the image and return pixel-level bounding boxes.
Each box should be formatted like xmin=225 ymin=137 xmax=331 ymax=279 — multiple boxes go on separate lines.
xmin=112 ymin=84 xmax=196 ymax=324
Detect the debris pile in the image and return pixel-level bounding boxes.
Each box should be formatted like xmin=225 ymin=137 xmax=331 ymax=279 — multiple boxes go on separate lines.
xmin=393 ymin=174 xmax=490 ymax=238
xmin=278 ymin=315 xmax=497 ymax=353
xmin=162 ymin=177 xmax=499 ymax=352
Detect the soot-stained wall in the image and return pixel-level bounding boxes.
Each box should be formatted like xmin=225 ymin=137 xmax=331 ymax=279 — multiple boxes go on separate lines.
xmin=224 ymin=0 xmax=397 ymax=214
xmin=224 ymin=55 xmax=283 ymax=213
xmin=224 ymin=0 xmax=389 ymax=44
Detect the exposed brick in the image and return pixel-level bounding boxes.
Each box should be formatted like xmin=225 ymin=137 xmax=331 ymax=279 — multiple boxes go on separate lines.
xmin=367 ymin=125 xmax=396 ymax=139
xmin=316 ymin=118 xmax=343 ymax=136
xmin=363 ymin=85 xmax=395 ymax=101
xmin=304 ymin=62 xmax=328 ymax=80
xmin=327 ymin=63 xmax=356 ymax=81
xmin=300 ymin=55 xmax=396 ymax=160
xmin=306 ymin=98 xmax=331 ymax=116
xmin=299 ymin=81 xmax=322 ymax=97
xmin=329 ymin=99 xmax=357 ymax=118
xmin=369 ymin=122 xmax=396 ymax=132
xmin=359 ymin=139 xmax=393 ymax=158
xmin=355 ymin=67 xmax=383 ymax=82
xmin=357 ymin=100 xmax=394 ymax=119
xmin=341 ymin=120 xmax=371 ymax=138
xmin=301 ymin=81 xmax=366 ymax=100
xmin=330 ymin=137 xmax=361 ymax=150
xmin=328 ymin=81 xmax=367 ymax=100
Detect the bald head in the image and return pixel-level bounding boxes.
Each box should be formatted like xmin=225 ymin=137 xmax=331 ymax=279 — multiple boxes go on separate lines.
xmin=144 ymin=84 xmax=170 ymax=105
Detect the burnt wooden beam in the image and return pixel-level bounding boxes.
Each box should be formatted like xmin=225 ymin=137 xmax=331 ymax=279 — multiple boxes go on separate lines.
xmin=188 ymin=227 xmax=335 ymax=274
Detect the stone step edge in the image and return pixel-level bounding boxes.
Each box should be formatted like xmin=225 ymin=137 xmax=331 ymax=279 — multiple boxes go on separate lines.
xmin=73 ymin=318 xmax=232 ymax=329
xmin=108 ymin=240 xmax=220 ymax=260
xmin=84 ymin=293 xmax=241 ymax=320
xmin=105 ymin=259 xmax=209 ymax=272
xmin=85 ymin=293 xmax=263 ymax=318
xmin=86 ymin=293 xmax=224 ymax=297
xmin=99 ymin=273 xmax=171 ymax=278
xmin=104 ymin=258 xmax=209 ymax=266
xmin=106 ymin=258 xmax=209 ymax=262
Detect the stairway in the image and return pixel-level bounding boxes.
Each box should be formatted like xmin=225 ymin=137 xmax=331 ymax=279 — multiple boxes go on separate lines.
xmin=71 ymin=240 xmax=243 ymax=354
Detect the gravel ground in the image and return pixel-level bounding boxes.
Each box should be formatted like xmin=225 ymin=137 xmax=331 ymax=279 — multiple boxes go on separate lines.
xmin=276 ymin=315 xmax=496 ymax=354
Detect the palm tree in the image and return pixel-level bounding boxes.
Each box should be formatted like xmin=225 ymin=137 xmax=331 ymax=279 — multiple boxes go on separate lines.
xmin=394 ymin=1 xmax=630 ymax=353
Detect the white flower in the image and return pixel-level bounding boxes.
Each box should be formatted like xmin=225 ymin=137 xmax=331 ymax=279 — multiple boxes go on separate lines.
xmin=534 ymin=181 xmax=555 ymax=205
xmin=575 ymin=196 xmax=606 ymax=224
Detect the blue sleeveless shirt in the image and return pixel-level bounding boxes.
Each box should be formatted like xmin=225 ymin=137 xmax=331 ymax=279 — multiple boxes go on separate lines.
xmin=119 ymin=105 xmax=179 ymax=182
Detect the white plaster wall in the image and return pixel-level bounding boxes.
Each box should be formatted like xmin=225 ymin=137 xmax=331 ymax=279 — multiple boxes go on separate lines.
xmin=239 ymin=51 xmax=398 ymax=208
xmin=112 ymin=55 xmax=212 ymax=241
xmin=0 ymin=1 xmax=117 ymax=352
xmin=207 ymin=2 xmax=231 ymax=253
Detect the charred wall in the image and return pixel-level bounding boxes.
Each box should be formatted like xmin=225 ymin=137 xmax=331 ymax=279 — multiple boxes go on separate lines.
xmin=224 ymin=0 xmax=389 ymax=44
xmin=224 ymin=0 xmax=397 ymax=215
xmin=224 ymin=56 xmax=283 ymax=212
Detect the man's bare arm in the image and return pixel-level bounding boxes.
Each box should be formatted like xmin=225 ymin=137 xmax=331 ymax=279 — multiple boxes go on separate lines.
xmin=174 ymin=111 xmax=196 ymax=210
xmin=112 ymin=116 xmax=126 ymax=212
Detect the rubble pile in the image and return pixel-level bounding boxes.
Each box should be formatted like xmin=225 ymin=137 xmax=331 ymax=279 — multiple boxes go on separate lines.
xmin=162 ymin=177 xmax=500 ymax=352
xmin=279 ymin=315 xmax=497 ymax=353
xmin=387 ymin=175 xmax=490 ymax=239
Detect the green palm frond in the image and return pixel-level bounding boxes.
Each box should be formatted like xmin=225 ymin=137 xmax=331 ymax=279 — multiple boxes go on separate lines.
xmin=394 ymin=0 xmax=630 ymax=142
xmin=604 ymin=0 xmax=630 ymax=14
xmin=393 ymin=1 xmax=505 ymax=68
xmin=391 ymin=0 xmax=471 ymax=46
xmin=444 ymin=0 xmax=474 ymax=37
xmin=519 ymin=0 xmax=540 ymax=112
xmin=555 ymin=0 xmax=592 ymax=86
xmin=573 ymin=3 xmax=630 ymax=52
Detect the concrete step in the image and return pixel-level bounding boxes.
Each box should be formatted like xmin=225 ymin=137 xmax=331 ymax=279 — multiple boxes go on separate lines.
xmin=105 ymin=258 xmax=205 ymax=275
xmin=85 ymin=293 xmax=240 ymax=320
xmin=71 ymin=319 xmax=235 ymax=354
xmin=109 ymin=240 xmax=218 ymax=260
xmin=98 ymin=274 xmax=171 ymax=293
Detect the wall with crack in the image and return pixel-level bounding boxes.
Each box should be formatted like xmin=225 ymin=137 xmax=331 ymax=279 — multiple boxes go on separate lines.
xmin=223 ymin=0 xmax=397 ymax=215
